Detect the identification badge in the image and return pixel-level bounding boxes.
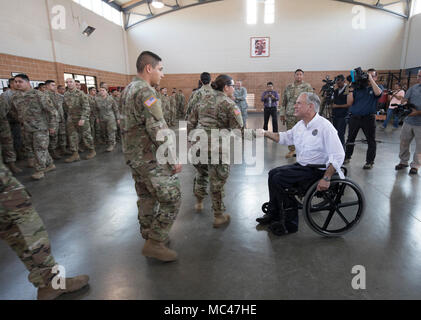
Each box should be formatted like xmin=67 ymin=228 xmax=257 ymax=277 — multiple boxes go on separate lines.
xmin=312 ymin=129 xmax=318 ymax=136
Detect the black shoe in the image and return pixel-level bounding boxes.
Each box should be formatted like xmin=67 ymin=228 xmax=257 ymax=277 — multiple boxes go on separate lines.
xmin=409 ymin=168 xmax=418 ymax=175
xmin=268 ymin=221 xmax=288 ymax=236
xmin=285 ymin=221 xmax=298 ymax=234
xmin=395 ymin=163 xmax=409 ymax=170
xmin=363 ymin=163 xmax=373 ymax=170
xmin=256 ymin=213 xmax=276 ymax=225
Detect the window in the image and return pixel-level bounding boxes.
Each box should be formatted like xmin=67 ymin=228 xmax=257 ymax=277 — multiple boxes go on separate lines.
xmin=412 ymin=0 xmax=421 ymax=16
xmin=72 ymin=0 xmax=122 ymax=27
xmin=264 ymin=0 xmax=275 ymax=24
xmin=247 ymin=0 xmax=257 ymax=24
xmin=64 ymin=73 xmax=97 ymax=92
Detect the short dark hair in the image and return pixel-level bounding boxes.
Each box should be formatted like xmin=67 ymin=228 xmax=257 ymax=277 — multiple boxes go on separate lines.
xmin=136 ymin=51 xmax=162 ymax=73
xmin=45 ymin=80 xmax=55 ymax=85
xmin=75 ymin=80 xmax=81 ymax=84
xmin=267 ymin=82 xmax=273 ymax=86
xmin=38 ymin=83 xmax=45 ymax=87
xmin=295 ymin=69 xmax=304 ymax=74
xmin=15 ymin=74 xmax=30 ymax=82
xmin=88 ymin=87 xmax=96 ymax=92
xmin=57 ymin=85 xmax=64 ymax=89
xmin=211 ymin=74 xmax=233 ymax=92
xmin=336 ymin=74 xmax=345 ymax=81
xmin=200 ymin=72 xmax=211 ymax=85
xmin=8 ymin=77 xmax=15 ymax=87
xmin=367 ymin=68 xmax=377 ymax=76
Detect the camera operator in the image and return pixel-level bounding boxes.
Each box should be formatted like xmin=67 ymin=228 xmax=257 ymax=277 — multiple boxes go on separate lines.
xmin=261 ymin=82 xmax=280 ymax=133
xmin=395 ymin=69 xmax=421 ymax=175
xmin=344 ymin=68 xmax=383 ymax=169
xmin=381 ymin=83 xmax=405 ymax=129
xmin=332 ymin=75 xmax=351 ymax=146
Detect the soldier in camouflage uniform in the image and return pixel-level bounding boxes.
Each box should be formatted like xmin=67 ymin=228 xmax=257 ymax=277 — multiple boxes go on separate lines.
xmin=88 ymin=87 xmax=101 ymax=145
xmin=280 ymin=69 xmax=313 ymax=158
xmin=121 ymin=51 xmax=182 ymax=262
xmin=111 ymin=89 xmax=122 ymax=143
xmin=45 ymin=80 xmax=66 ymax=160
xmin=159 ymin=88 xmax=171 ymax=126
xmin=63 ymin=78 xmax=96 ymax=162
xmin=0 ymin=95 xmax=21 ymax=174
xmin=187 ymin=74 xmax=243 ymax=227
xmin=234 ymin=80 xmax=248 ymax=128
xmin=169 ymin=89 xmax=177 ymax=126
xmin=13 ymin=74 xmax=58 ymax=180
xmin=176 ymin=89 xmax=186 ymax=119
xmin=96 ymin=88 xmax=120 ymax=152
xmin=185 ymin=72 xmax=213 ymax=119
xmin=0 ymin=148 xmax=89 ymax=299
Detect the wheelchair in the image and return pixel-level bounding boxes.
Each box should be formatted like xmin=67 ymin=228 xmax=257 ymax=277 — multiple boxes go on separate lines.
xmin=261 ymin=165 xmax=365 ymax=237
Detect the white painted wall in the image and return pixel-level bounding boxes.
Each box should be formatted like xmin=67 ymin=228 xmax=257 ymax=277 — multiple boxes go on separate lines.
xmin=405 ymin=13 xmax=421 ymax=69
xmin=126 ymin=0 xmax=406 ymax=74
xmin=0 ymin=0 xmax=128 ymax=74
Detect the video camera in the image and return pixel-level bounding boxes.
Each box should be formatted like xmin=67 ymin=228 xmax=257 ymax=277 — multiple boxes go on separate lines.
xmin=391 ymin=103 xmax=416 ymax=118
xmin=350 ymin=67 xmax=369 ymax=89
xmin=320 ymin=76 xmax=335 ymax=104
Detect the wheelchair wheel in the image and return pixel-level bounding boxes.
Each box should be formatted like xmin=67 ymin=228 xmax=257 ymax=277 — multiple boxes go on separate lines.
xmin=262 ymin=202 xmax=269 ymax=214
xmin=302 ymin=178 xmax=365 ymax=237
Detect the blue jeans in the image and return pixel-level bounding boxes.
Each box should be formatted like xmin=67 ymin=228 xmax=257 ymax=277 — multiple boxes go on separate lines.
xmin=382 ymin=108 xmax=399 ymax=128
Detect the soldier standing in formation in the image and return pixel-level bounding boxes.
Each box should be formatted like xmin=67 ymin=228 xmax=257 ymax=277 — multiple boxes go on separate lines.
xmin=234 ymin=80 xmax=249 ymax=128
xmin=45 ymin=80 xmax=66 ymax=160
xmin=160 ymin=87 xmax=172 ymax=126
xmin=185 ymin=72 xmax=213 ymax=118
xmin=176 ymin=89 xmax=186 ymax=119
xmin=95 ymin=88 xmax=120 ymax=152
xmin=120 ymin=51 xmax=182 ymax=262
xmin=63 ymin=78 xmax=96 ymax=163
xmin=280 ymin=69 xmax=313 ymax=158
xmin=88 ymin=87 xmax=101 ymax=145
xmin=187 ymin=74 xmax=243 ymax=227
xmin=13 ymin=74 xmax=58 ymax=180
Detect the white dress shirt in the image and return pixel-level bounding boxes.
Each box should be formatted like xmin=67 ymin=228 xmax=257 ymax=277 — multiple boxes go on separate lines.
xmin=278 ymin=113 xmax=345 ymax=178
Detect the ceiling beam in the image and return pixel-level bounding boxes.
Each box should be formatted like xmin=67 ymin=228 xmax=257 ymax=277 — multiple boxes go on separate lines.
xmin=334 ymin=0 xmax=409 ymax=19
xmin=101 ymin=0 xmax=122 ymax=11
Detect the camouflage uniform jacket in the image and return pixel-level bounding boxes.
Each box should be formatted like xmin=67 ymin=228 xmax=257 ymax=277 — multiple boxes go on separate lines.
xmin=45 ymin=90 xmax=64 ymax=125
xmin=63 ymin=89 xmax=90 ymax=122
xmin=188 ymin=90 xmax=243 ymax=156
xmin=88 ymin=95 xmax=98 ymax=119
xmin=9 ymin=91 xmax=25 ymax=124
xmin=280 ymin=81 xmax=313 ymax=117
xmin=120 ymin=77 xmax=177 ymax=170
xmin=20 ymin=89 xmax=58 ymax=133
xmin=185 ymin=84 xmax=214 ymax=119
xmin=95 ymin=95 xmax=120 ymax=121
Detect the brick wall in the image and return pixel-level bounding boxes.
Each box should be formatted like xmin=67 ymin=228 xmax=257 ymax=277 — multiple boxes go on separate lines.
xmin=0 ymin=53 xmax=131 ymax=87
xmin=158 ymin=70 xmax=416 ymax=111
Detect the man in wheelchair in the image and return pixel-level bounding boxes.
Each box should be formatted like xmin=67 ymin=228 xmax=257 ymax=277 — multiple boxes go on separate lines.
xmin=256 ymin=92 xmax=345 ymax=236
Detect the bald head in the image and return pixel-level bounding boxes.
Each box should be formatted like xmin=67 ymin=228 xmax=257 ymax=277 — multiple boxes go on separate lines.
xmin=65 ymin=78 xmax=75 ymax=90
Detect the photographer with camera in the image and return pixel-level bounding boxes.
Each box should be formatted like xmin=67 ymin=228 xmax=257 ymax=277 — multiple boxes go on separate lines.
xmin=344 ymin=68 xmax=383 ymax=169
xmin=381 ymin=83 xmax=405 ymax=130
xmin=332 ymin=75 xmax=351 ymax=146
xmin=395 ymin=69 xmax=421 ymax=175
xmin=261 ymin=81 xmax=280 ymax=133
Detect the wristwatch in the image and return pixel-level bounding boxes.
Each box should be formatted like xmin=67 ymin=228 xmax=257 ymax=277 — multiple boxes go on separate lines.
xmin=322 ymin=176 xmax=331 ymax=182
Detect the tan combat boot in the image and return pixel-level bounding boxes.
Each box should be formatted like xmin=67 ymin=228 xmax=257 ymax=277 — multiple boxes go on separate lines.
xmin=7 ymin=162 xmax=22 ymax=174
xmin=61 ymin=147 xmax=72 ymax=155
xmin=141 ymin=229 xmax=170 ymax=245
xmin=27 ymin=158 xmax=36 ymax=168
xmin=65 ymin=152 xmax=80 ymax=163
xmin=37 ymin=275 xmax=90 ymax=300
xmin=194 ymin=198 xmax=204 ymax=211
xmin=142 ymin=239 xmax=177 ymax=262
xmin=85 ymin=150 xmax=96 ymax=160
xmin=213 ymin=213 xmax=231 ymax=228
xmin=44 ymin=163 xmax=56 ymax=173
xmin=31 ymin=171 xmax=45 ymax=180
xmin=285 ymin=150 xmax=295 ymax=159
xmin=106 ymin=144 xmax=115 ymax=152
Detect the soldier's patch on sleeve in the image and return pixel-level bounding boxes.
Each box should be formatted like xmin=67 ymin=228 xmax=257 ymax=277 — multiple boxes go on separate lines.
xmin=234 ymin=109 xmax=241 ymax=115
xmin=144 ymin=96 xmax=157 ymax=108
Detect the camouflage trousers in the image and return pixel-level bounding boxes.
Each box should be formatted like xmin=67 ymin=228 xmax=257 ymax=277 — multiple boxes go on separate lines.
xmin=240 ymin=107 xmax=248 ymax=128
xmin=67 ymin=119 xmax=94 ymax=152
xmin=99 ymin=117 xmax=117 ymax=146
xmin=131 ymin=164 xmax=181 ymax=242
xmin=29 ymin=130 xmax=53 ymax=172
xmin=0 ymin=176 xmax=56 ymax=288
xmin=49 ymin=123 xmax=66 ymax=151
xmin=90 ymin=116 xmax=101 ymax=144
xmin=0 ymin=119 xmax=17 ymax=163
xmin=193 ymin=163 xmax=230 ymax=216
xmin=23 ymin=129 xmax=35 ymax=160
xmin=286 ymin=115 xmax=298 ymax=152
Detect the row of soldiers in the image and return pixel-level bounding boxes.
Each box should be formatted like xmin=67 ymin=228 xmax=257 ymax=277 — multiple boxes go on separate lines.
xmin=0 ymin=75 xmax=125 ymax=180
xmin=156 ymin=87 xmax=187 ymax=126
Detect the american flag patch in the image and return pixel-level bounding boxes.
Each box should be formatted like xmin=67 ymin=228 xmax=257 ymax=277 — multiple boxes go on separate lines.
xmin=144 ymin=96 xmax=157 ymax=108
xmin=234 ymin=109 xmax=241 ymax=115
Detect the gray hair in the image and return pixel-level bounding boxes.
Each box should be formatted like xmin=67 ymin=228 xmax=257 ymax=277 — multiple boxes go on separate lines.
xmin=299 ymin=92 xmax=321 ymax=113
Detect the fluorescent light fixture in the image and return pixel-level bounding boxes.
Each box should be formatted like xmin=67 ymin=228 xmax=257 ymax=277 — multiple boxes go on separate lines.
xmin=151 ymin=0 xmax=164 ymax=9
xmin=264 ymin=0 xmax=275 ymax=24
xmin=82 ymin=26 xmax=96 ymax=36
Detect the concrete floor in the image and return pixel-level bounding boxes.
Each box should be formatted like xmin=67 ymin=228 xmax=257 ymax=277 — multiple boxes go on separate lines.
xmin=0 ymin=114 xmax=420 ymax=300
